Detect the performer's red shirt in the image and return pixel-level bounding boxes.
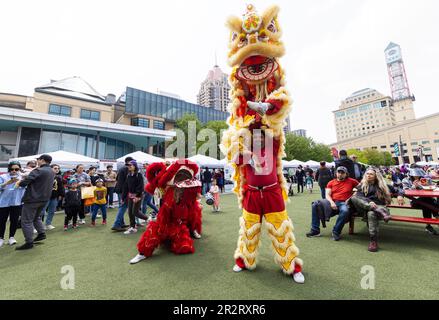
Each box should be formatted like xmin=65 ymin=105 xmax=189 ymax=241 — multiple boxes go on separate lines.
xmin=243 ymin=139 xmax=279 ymax=187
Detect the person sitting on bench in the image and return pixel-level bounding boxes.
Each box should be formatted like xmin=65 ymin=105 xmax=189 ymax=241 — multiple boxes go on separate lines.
xmin=349 ymin=168 xmax=405 ymax=252
xmin=306 ymin=166 xmax=358 ymax=241
xmin=402 ymin=168 xmax=439 ymax=235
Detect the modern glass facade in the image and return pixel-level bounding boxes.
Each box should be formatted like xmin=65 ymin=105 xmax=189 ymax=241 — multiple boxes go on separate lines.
xmin=21 ymin=128 xmax=135 ymax=159
xmin=125 ymin=87 xmax=228 ymax=123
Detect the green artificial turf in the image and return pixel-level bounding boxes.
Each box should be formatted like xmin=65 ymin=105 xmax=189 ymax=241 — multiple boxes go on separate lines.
xmin=0 ymin=190 xmax=438 ymax=300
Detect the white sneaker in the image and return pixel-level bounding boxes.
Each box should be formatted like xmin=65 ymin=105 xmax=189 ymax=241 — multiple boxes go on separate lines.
xmin=79 ymin=219 xmax=86 ymax=225
xmin=0 ymin=239 xmax=4 ymax=248
xmin=96 ymin=214 xmax=102 ymax=219
xmin=293 ymin=272 xmax=305 ymax=284
xmin=193 ymin=230 xmax=202 ymax=239
xmin=33 ymin=228 xmax=38 ymax=234
xmin=8 ymin=237 xmax=17 ymax=246
xmin=233 ymin=264 xmax=243 ymax=272
xmin=46 ymin=225 xmax=55 ymax=231
xmin=129 ymin=254 xmax=146 ymax=264
xmin=124 ymin=227 xmax=138 ymax=235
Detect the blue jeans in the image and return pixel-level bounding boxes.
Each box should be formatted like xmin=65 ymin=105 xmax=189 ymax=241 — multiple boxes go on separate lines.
xmin=203 ymin=182 xmax=211 ymax=195
xmin=91 ymin=204 xmax=107 ymax=221
xmin=112 ymin=194 xmax=127 ymax=228
xmin=142 ymin=192 xmax=158 ymax=214
xmin=311 ymin=201 xmax=349 ymax=236
xmin=42 ymin=198 xmax=58 ymax=226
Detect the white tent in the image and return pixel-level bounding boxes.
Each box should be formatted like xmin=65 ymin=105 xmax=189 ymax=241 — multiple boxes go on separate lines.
xmin=304 ymin=160 xmax=321 ymax=168
xmin=326 ymin=162 xmax=336 ymax=168
xmin=427 ymin=161 xmax=439 ymax=166
xmin=117 ymin=151 xmax=163 ymax=165
xmin=416 ymin=161 xmax=429 ymax=167
xmin=187 ymin=154 xmax=224 ymax=168
xmin=10 ymin=150 xmax=99 ymax=169
xmin=288 ymin=159 xmax=305 ymax=167
xmin=282 ymin=160 xmax=297 ymax=168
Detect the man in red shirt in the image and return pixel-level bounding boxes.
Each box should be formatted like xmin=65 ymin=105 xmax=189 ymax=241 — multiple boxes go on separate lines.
xmin=306 ymin=166 xmax=359 ymax=241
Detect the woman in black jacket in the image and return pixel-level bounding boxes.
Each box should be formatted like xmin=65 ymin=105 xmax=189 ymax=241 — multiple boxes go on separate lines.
xmin=122 ymin=160 xmax=149 ymax=234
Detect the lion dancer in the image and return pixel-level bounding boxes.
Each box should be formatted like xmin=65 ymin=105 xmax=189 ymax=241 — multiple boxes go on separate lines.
xmin=129 ymin=160 xmax=202 ymax=264
xmin=221 ymin=4 xmax=304 ymax=283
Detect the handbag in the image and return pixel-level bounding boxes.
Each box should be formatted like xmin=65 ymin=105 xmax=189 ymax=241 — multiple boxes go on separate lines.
xmin=205 ymin=192 xmax=214 ymax=206
xmin=81 ymin=186 xmax=96 ymax=199
xmin=84 ymin=197 xmax=95 ymax=206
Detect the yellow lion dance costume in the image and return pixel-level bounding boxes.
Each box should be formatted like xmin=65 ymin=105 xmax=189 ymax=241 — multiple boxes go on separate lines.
xmin=221 ymin=4 xmax=304 ymax=283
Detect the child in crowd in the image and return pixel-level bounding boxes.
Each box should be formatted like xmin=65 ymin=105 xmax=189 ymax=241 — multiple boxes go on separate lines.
xmin=209 ymin=179 xmax=221 ymax=212
xmin=63 ymin=179 xmax=82 ymax=231
xmin=91 ymin=179 xmax=107 ymax=226
xmin=305 ymin=172 xmax=314 ymax=194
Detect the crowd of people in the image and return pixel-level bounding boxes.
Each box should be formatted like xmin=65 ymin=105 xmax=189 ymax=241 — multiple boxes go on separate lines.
xmin=1 ymin=150 xmax=438 ymax=254
xmin=304 ymin=149 xmax=439 ymax=253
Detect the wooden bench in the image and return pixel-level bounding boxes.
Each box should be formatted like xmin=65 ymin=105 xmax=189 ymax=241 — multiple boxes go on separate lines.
xmin=348 ymin=205 xmax=439 ymax=235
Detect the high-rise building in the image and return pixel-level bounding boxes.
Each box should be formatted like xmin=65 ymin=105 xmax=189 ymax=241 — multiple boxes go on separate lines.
xmin=197 ymin=65 xmax=230 ymax=112
xmin=384 ymin=42 xmax=416 ymax=123
xmin=292 ymin=129 xmax=306 ymax=137
xmin=333 ymin=88 xmax=395 ymax=141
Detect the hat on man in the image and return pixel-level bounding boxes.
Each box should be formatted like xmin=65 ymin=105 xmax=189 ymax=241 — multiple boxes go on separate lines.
xmin=336 ymin=166 xmax=348 ymax=173
xmin=37 ymin=154 xmax=52 ymax=164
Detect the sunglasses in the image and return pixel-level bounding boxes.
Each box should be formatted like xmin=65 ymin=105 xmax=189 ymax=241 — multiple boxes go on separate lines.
xmin=10 ymin=168 xmax=20 ymax=172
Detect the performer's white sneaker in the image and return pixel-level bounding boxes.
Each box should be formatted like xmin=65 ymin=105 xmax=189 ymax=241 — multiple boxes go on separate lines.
xmin=129 ymin=254 xmax=146 ymax=264
xmin=233 ymin=264 xmax=243 ymax=272
xmin=193 ymin=230 xmax=202 ymax=239
xmin=293 ymin=272 xmax=305 ymax=284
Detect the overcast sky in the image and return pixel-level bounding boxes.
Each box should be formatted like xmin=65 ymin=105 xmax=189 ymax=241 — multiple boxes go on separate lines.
xmin=1 ymin=0 xmax=438 ymax=144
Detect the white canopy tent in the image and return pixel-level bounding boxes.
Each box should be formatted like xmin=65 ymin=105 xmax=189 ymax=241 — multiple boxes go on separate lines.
xmin=116 ymin=151 xmax=163 ymax=165
xmin=416 ymin=161 xmax=429 ymax=167
xmin=288 ymin=159 xmax=305 ymax=167
xmin=10 ymin=150 xmax=100 ymax=170
xmin=282 ymin=160 xmax=297 ymax=168
xmin=326 ymin=162 xmax=336 ymax=168
xmin=304 ymin=160 xmax=321 ymax=168
xmin=187 ymin=154 xmax=224 ymax=169
xmin=428 ymin=161 xmax=439 ymax=166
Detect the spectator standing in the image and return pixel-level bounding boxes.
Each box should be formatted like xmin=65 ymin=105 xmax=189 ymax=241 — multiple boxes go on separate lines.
xmin=42 ymin=164 xmax=65 ymax=230
xmin=91 ymin=179 xmax=107 ymax=226
xmin=202 ymin=168 xmax=213 ymax=195
xmin=63 ymin=179 xmax=82 ymax=231
xmin=122 ymin=160 xmax=148 ymax=235
xmin=112 ymin=156 xmax=133 ymax=231
xmin=0 ymin=161 xmax=26 ymax=248
xmin=335 ymin=150 xmax=356 ymax=179
xmin=104 ymin=165 xmax=117 ymax=208
xmin=315 ymin=162 xmax=334 ymax=199
xmin=21 ymin=160 xmax=37 ymax=178
xmin=141 ymin=165 xmax=159 ymax=220
xmin=295 ymin=166 xmax=305 ymax=193
xmin=351 ymin=155 xmax=365 ymax=181
xmin=88 ymin=166 xmax=100 ymax=186
xmin=15 ymin=154 xmax=55 ymax=250
xmin=306 ymin=166 xmax=359 ymax=241
xmin=73 ymin=164 xmax=91 ymax=225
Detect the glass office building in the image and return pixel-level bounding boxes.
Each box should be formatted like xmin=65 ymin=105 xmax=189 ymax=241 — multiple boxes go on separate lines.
xmin=125 ymin=87 xmax=228 ymax=123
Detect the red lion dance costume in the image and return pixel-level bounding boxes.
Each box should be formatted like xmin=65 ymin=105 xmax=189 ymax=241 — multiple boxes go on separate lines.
xmin=129 ymin=160 xmax=202 ymax=264
xmin=221 ymin=4 xmax=304 ymax=283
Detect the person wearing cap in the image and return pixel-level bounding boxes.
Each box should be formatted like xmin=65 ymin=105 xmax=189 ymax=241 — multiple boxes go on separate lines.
xmin=15 ymin=154 xmax=55 ymax=250
xmin=306 ymin=166 xmax=359 ymax=241
xmin=63 ymin=179 xmax=82 ymax=231
xmin=90 ymin=179 xmax=107 ymax=226
xmin=402 ymin=167 xmax=439 ymax=235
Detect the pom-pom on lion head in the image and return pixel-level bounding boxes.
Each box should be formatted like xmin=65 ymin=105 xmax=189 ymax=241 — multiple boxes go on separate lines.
xmin=226 ymin=4 xmax=284 ymax=68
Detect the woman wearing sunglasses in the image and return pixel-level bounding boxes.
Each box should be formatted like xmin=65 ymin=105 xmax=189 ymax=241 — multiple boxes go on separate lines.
xmin=0 ymin=161 xmax=26 ymax=248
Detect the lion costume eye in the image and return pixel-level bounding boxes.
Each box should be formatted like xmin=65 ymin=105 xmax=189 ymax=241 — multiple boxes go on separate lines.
xmin=231 ymin=32 xmax=238 ymax=42
xmin=267 ymin=19 xmax=277 ymax=33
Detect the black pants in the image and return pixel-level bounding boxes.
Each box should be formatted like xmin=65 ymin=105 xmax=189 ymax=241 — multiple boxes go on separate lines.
xmin=412 ymin=198 xmax=438 ymax=219
xmin=0 ymin=206 xmax=21 ymax=239
xmin=127 ymin=198 xmax=148 ymax=228
xmin=297 ymin=181 xmax=304 ymax=193
xmin=78 ymin=199 xmax=86 ymax=219
xmin=65 ymin=206 xmax=80 ymax=226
